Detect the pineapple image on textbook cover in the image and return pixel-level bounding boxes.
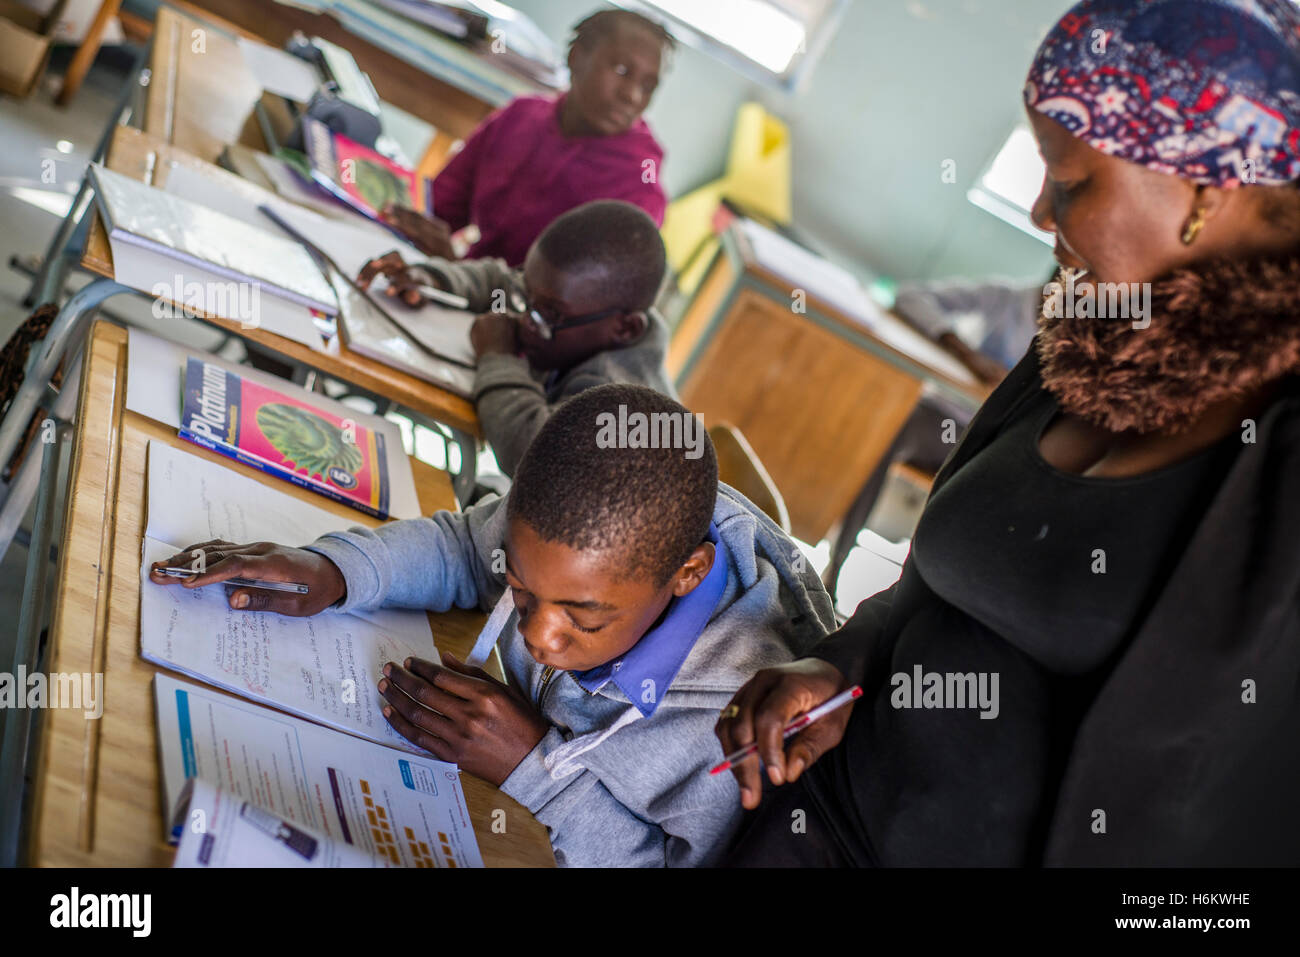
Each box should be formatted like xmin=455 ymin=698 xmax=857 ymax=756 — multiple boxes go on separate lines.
xmin=179 ymin=358 xmax=391 ymax=518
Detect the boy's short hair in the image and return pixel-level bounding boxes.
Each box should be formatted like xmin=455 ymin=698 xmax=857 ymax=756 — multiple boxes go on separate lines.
xmin=534 ymin=200 xmax=667 ymax=312
xmin=570 ymin=9 xmax=676 ymax=57
xmin=508 ymin=383 xmax=717 ymax=586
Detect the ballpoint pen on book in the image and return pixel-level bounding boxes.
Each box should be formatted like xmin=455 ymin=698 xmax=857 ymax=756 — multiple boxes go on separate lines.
xmin=409 ymin=283 xmax=471 ymax=310
xmin=154 ymin=566 xmax=310 ymax=595
xmin=710 ymin=685 xmax=863 ymax=775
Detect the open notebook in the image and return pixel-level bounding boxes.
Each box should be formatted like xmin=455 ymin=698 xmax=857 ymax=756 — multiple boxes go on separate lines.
xmin=139 ymin=440 xmax=438 ymax=751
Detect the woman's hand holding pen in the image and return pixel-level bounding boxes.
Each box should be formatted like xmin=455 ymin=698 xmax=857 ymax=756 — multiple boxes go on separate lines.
xmin=378 ymin=653 xmax=549 ymax=786
xmin=715 ymin=658 xmax=853 ymax=810
xmin=378 ymin=204 xmax=457 ymax=260
xmin=149 ymin=540 xmax=346 ymax=616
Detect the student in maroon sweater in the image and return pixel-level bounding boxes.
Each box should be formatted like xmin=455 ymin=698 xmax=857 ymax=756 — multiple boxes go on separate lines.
xmin=381 ymin=9 xmax=673 ymax=267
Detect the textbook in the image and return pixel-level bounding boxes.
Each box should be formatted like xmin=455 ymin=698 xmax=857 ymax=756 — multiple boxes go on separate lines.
xmin=140 ymin=441 xmax=440 ymax=752
xmin=124 ymin=327 xmax=420 ymax=520
xmin=87 ymin=163 xmax=337 ymax=353
xmin=179 ymin=357 xmax=393 ymax=520
xmin=157 ymin=674 xmax=482 ymax=867
xmin=331 ymin=268 xmax=478 ymax=400
xmin=301 ymin=116 xmax=426 ymax=224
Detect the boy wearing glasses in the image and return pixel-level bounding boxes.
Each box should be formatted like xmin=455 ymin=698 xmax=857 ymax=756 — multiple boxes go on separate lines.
xmin=358 ymin=200 xmax=675 ymax=477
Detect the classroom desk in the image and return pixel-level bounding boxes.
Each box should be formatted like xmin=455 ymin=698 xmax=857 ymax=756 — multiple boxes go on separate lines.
xmin=14 ymin=320 xmax=554 ymax=868
xmin=87 ymin=123 xmax=480 ymax=443
xmin=669 ymin=224 xmax=991 ymax=544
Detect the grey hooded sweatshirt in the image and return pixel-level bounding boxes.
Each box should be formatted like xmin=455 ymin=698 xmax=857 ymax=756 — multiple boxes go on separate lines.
xmin=416 ymin=256 xmax=676 ymax=476
xmin=304 ymin=484 xmax=835 ymax=867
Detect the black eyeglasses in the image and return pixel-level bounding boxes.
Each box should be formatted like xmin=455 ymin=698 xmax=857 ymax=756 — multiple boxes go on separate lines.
xmin=510 ymin=291 xmax=625 ymax=341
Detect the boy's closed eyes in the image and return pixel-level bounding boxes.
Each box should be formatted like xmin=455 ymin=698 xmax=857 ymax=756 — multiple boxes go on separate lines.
xmin=500 ymin=518 xmax=714 ymax=673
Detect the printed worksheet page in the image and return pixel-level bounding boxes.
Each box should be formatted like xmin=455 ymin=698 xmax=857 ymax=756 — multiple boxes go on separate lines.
xmin=158 ymin=675 xmax=482 ymax=867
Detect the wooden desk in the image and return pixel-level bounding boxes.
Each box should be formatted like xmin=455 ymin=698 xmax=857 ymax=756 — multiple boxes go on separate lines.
xmin=25 ymin=320 xmax=554 ymax=867
xmin=84 ymin=123 xmax=480 ymax=440
xmin=670 ymin=225 xmax=990 ymax=544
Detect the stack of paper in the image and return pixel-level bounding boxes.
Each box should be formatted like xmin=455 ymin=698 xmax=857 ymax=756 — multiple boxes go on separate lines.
xmin=90 ymin=163 xmax=337 ymax=352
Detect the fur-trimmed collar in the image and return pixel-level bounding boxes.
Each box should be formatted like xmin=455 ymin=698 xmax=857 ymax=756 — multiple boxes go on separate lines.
xmin=1035 ymin=252 xmax=1300 ymax=434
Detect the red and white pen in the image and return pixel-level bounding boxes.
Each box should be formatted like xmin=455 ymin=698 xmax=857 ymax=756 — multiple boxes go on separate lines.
xmin=710 ymin=686 xmax=863 ymax=775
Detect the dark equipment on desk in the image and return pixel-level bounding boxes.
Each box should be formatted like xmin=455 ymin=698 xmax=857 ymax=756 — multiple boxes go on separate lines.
xmin=253 ymin=33 xmax=385 ymax=153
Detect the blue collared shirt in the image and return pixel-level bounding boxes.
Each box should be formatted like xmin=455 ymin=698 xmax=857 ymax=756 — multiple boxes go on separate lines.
xmin=573 ymin=523 xmax=728 ymax=717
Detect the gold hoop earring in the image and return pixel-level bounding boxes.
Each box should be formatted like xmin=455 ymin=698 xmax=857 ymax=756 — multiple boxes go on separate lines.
xmin=1181 ymin=207 xmax=1208 ymax=245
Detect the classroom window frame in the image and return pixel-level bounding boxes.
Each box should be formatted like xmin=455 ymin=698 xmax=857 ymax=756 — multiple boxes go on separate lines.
xmin=609 ymin=0 xmax=851 ymax=92
xmin=966 ymin=122 xmax=1054 ymax=246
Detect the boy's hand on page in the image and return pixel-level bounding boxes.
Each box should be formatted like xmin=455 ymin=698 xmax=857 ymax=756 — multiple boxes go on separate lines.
xmin=356 ymin=251 xmax=434 ymax=308
xmin=148 ymin=539 xmax=347 ymax=616
xmin=470 ymin=313 xmax=520 ymax=358
xmin=378 ymin=652 xmax=549 ymax=786
xmin=715 ymin=658 xmax=851 ymax=810
xmin=378 ymin=204 xmax=456 ymax=259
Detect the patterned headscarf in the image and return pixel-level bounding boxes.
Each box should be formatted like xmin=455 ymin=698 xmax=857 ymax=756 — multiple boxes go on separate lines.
xmin=1024 ymin=0 xmax=1300 ymax=187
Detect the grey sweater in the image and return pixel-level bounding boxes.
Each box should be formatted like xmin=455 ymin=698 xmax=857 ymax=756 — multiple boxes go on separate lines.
xmin=304 ymin=484 xmax=836 ymax=867
xmin=417 ymin=256 xmax=677 ymax=476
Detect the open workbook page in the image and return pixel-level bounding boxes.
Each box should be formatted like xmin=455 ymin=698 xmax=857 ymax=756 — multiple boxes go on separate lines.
xmin=159 ymin=675 xmax=482 ymax=867
xmin=139 ymin=440 xmax=439 ymax=751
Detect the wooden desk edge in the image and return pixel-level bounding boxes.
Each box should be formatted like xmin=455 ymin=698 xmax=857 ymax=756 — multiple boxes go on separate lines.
xmin=27 ymin=321 xmax=551 ymax=867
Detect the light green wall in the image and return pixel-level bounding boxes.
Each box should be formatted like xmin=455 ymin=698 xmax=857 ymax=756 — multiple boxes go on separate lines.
xmin=509 ymin=0 xmax=1058 ymax=286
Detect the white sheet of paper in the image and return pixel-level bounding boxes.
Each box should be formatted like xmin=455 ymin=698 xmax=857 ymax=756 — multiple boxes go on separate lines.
xmin=140 ymin=440 xmax=438 ymax=750
xmin=124 ymin=326 xmax=420 ymax=520
xmin=158 ymin=674 xmax=482 ymax=867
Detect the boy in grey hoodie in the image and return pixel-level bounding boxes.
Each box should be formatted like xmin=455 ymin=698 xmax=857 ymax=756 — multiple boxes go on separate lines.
xmin=149 ymin=384 xmax=835 ymax=866
xmin=358 ymin=200 xmax=676 ymax=477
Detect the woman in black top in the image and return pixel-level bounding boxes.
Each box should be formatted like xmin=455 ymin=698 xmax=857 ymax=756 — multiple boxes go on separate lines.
xmin=716 ymin=0 xmax=1300 ymax=866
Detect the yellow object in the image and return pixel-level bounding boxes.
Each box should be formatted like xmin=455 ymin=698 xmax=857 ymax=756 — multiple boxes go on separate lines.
xmin=662 ymin=102 xmax=792 ymax=295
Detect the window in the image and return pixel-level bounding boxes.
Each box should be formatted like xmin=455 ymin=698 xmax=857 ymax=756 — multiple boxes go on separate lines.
xmin=967 ymin=123 xmax=1054 ymax=245
xmin=613 ymin=0 xmax=849 ymax=90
